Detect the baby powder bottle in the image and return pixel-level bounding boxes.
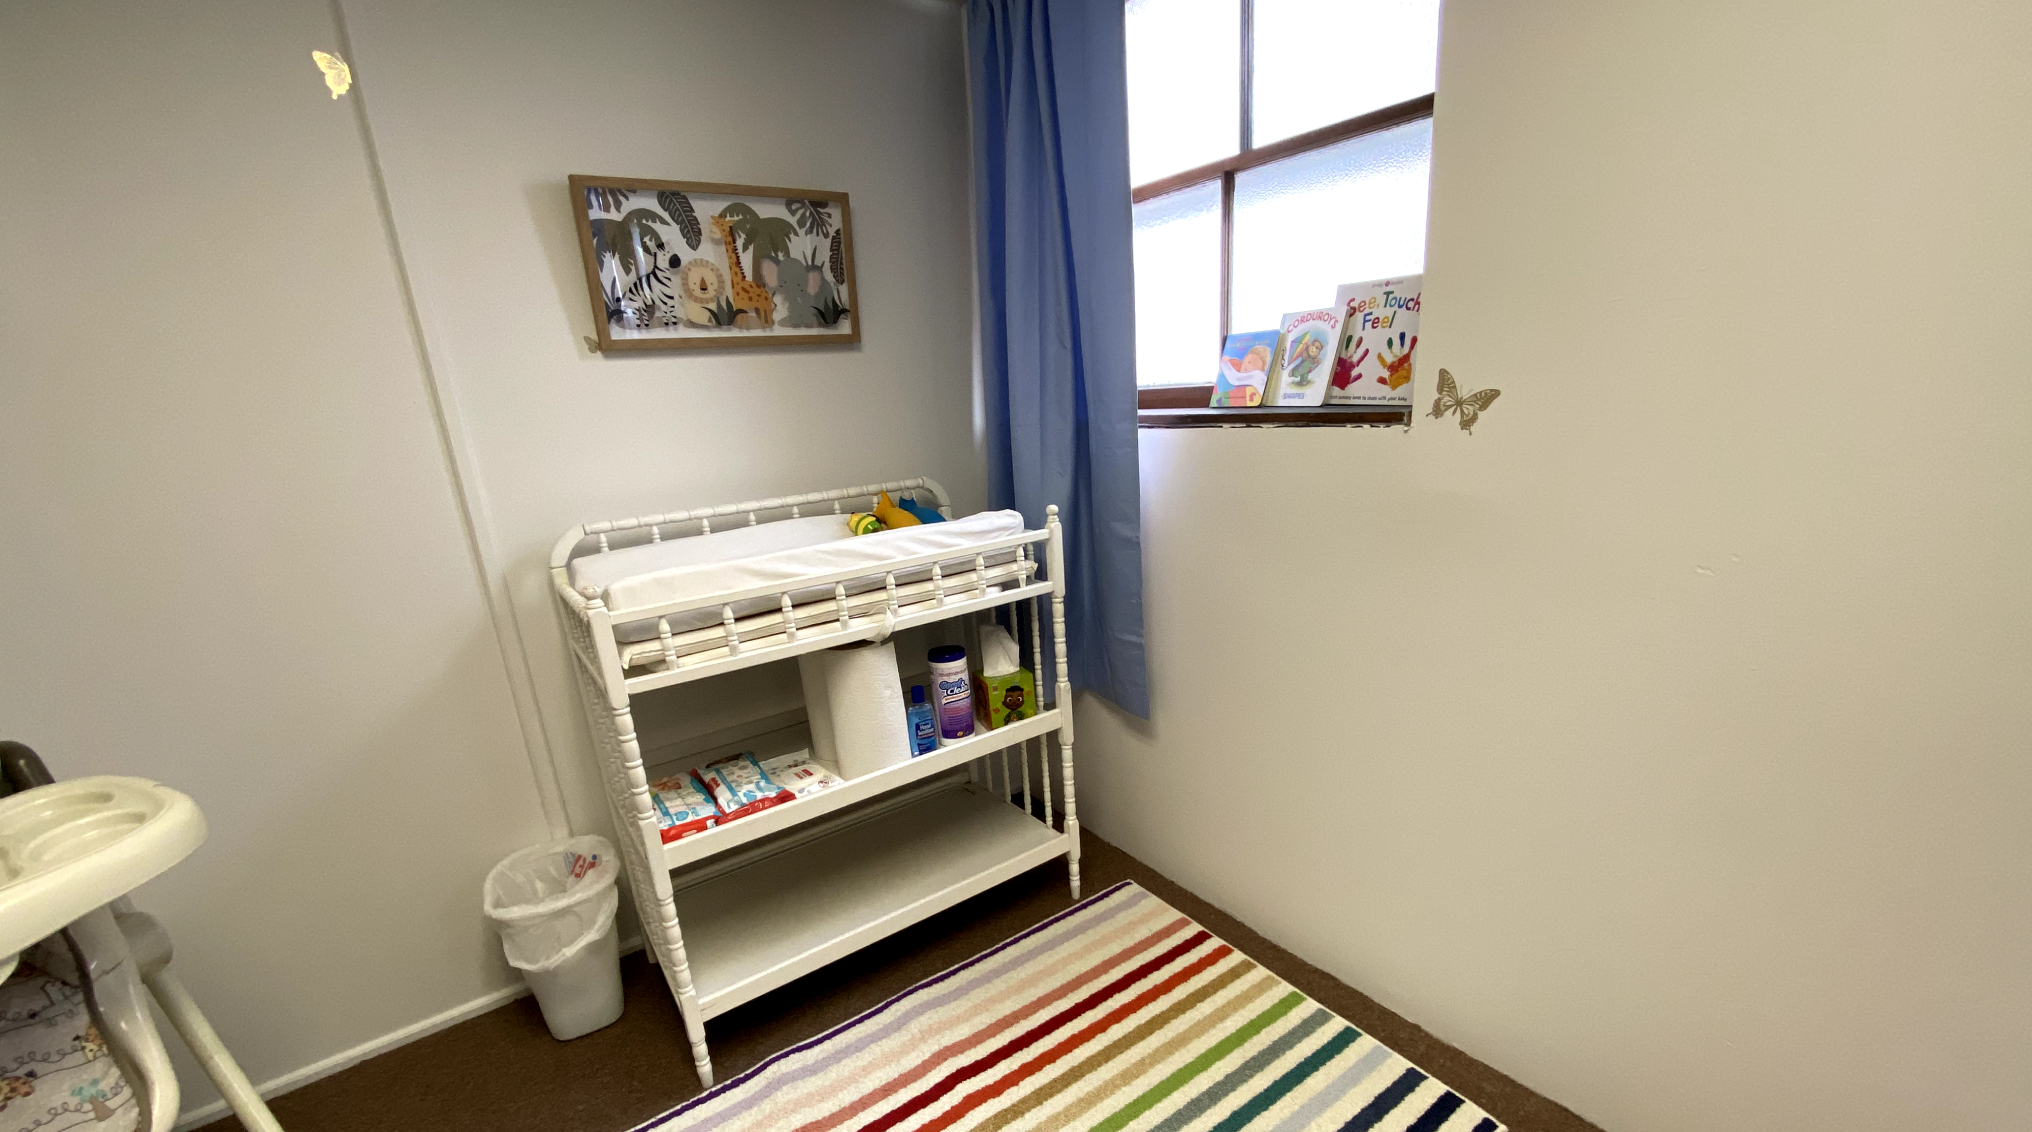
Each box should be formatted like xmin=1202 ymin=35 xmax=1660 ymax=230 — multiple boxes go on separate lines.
xmin=927 ymin=645 xmax=975 ymax=744
xmin=906 ymin=685 xmax=938 ymax=755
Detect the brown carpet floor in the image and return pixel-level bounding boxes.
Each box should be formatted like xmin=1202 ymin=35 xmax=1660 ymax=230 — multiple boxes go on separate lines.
xmin=196 ymin=831 xmax=1599 ymax=1132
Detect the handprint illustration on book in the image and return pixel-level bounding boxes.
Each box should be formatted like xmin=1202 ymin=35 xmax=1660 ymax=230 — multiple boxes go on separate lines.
xmin=1375 ymin=332 xmax=1418 ymax=390
xmin=1329 ymin=333 xmax=1368 ymax=391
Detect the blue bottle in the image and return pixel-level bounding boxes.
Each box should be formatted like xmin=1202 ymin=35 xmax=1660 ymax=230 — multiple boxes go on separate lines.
xmin=906 ymin=685 xmax=939 ymax=755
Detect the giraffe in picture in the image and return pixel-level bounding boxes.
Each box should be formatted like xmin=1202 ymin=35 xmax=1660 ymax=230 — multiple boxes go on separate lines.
xmin=709 ymin=214 xmax=775 ymax=328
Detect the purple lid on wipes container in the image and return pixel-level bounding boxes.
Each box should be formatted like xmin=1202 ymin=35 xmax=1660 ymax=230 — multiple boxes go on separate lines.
xmin=927 ymin=645 xmax=973 ymax=742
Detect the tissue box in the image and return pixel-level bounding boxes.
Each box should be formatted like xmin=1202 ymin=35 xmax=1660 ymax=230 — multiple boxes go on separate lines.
xmin=973 ymin=666 xmax=1036 ymax=730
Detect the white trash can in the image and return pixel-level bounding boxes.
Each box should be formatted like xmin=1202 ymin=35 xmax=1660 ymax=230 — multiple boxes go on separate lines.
xmin=484 ymin=835 xmax=624 ymax=1040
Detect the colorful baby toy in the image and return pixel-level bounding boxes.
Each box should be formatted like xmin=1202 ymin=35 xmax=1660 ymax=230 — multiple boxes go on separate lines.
xmin=873 ymin=491 xmax=921 ymax=529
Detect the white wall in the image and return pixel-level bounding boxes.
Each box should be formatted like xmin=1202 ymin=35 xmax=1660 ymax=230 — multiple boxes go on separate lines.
xmin=1079 ymin=2 xmax=2032 ymax=1130
xmin=0 ymin=0 xmax=554 ymax=1117
xmin=1 ymin=0 xmax=979 ymax=1120
xmin=339 ymin=0 xmax=983 ymax=837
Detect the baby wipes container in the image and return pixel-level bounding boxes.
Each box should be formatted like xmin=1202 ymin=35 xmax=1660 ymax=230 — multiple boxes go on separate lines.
xmin=927 ymin=645 xmax=974 ymax=744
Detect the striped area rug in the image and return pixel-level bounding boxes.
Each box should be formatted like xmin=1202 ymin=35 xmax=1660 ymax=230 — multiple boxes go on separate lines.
xmin=633 ymin=881 xmax=1502 ymax=1132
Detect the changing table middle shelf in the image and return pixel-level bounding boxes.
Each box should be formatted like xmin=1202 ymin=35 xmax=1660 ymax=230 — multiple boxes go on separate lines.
xmin=659 ymin=706 xmax=1063 ymax=871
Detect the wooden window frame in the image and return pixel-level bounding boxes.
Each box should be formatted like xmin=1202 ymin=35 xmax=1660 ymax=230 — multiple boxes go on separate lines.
xmin=1131 ymin=0 xmax=1435 ymax=418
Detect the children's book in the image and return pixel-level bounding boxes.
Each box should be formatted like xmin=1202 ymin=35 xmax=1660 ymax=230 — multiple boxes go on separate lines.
xmin=1211 ymin=329 xmax=1282 ymax=407
xmin=1266 ymin=308 xmax=1343 ymax=407
xmin=1326 ymin=274 xmax=1422 ymax=406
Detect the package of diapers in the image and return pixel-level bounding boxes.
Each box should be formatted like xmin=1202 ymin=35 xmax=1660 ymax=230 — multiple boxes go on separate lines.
xmin=760 ymin=750 xmax=846 ymax=799
xmin=692 ymin=752 xmax=796 ymax=821
xmin=649 ymin=774 xmax=720 ymax=843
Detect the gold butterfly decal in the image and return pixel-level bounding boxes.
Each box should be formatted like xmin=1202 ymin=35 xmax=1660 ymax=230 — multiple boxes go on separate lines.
xmin=1428 ymin=368 xmax=1501 ymax=433
xmin=312 ymin=50 xmax=352 ymax=99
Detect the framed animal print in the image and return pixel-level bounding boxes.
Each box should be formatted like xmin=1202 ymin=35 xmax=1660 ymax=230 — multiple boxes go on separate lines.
xmin=568 ymin=175 xmax=859 ymax=351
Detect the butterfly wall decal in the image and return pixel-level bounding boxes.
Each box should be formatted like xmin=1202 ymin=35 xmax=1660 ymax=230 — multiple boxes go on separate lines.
xmin=1428 ymin=368 xmax=1500 ymax=433
xmin=312 ymin=50 xmax=352 ymax=99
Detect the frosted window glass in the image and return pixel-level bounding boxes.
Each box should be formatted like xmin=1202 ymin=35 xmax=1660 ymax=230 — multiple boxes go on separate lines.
xmin=1251 ymin=0 xmax=1440 ymax=147
xmin=1127 ymin=0 xmax=1240 ymax=185
xmin=1229 ymin=119 xmax=1431 ymax=332
xmin=1132 ymin=180 xmax=1223 ymax=387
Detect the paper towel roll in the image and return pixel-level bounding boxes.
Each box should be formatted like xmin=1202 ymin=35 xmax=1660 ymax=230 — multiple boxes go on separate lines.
xmin=797 ymin=640 xmax=912 ymax=781
xmin=796 ymin=650 xmax=840 ymax=775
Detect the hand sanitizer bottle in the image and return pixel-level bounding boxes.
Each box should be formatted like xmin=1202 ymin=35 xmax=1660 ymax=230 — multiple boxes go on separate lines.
xmin=906 ymin=685 xmax=938 ymax=756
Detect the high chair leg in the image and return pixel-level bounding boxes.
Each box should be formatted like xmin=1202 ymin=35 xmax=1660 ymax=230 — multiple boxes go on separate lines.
xmin=144 ymin=968 xmax=285 ymax=1132
xmin=118 ymin=907 xmax=284 ymax=1132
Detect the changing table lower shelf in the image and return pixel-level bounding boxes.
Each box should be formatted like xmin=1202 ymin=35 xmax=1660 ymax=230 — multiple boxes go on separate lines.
xmin=674 ymin=781 xmax=1068 ymax=1020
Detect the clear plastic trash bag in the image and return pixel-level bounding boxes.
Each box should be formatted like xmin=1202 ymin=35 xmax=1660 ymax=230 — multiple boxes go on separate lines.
xmin=482 ymin=835 xmax=619 ymax=973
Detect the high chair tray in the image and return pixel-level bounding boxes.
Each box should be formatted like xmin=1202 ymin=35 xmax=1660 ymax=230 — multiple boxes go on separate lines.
xmin=0 ymin=776 xmax=206 ymax=959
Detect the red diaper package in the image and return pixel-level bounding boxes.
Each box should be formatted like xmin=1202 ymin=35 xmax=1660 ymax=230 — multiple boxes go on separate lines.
xmin=691 ymin=752 xmax=796 ymax=821
xmin=649 ymin=774 xmax=719 ymax=843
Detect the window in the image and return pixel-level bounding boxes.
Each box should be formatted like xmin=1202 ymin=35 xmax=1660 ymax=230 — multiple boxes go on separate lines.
xmin=1127 ymin=0 xmax=1441 ymax=410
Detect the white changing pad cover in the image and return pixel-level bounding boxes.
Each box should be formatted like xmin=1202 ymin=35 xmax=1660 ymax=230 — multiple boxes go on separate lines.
xmin=569 ymin=514 xmax=853 ymax=602
xmin=578 ymin=510 xmax=1030 ymax=641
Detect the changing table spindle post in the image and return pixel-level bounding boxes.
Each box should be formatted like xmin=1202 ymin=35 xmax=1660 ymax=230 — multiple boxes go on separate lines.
xmin=1017 ymin=665 xmax=1033 ymax=812
xmin=1022 ymin=550 xmax=1044 ymax=821
xmin=1017 ymin=604 xmax=1033 ymax=816
xmin=550 ymin=478 xmax=1073 ymax=1090
xmin=1030 ymin=589 xmax=1052 ymax=826
xmin=574 ymin=594 xmax=715 ymax=1087
xmin=1046 ymin=505 xmax=1079 ymax=898
xmin=612 ymin=698 xmax=712 ymax=1084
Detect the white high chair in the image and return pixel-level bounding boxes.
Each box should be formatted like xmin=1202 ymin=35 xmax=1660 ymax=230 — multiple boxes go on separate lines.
xmin=0 ymin=742 xmax=283 ymax=1132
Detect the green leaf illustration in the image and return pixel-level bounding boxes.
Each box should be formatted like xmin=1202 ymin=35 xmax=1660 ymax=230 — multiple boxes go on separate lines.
xmin=585 ymin=186 xmax=633 ymax=213
xmin=717 ymin=203 xmax=796 ymax=276
xmin=657 ymin=190 xmax=703 ymax=250
xmin=787 ymin=198 xmax=833 ymax=238
xmin=813 ymin=293 xmax=851 ymax=327
xmin=590 ymin=207 xmax=671 ymax=275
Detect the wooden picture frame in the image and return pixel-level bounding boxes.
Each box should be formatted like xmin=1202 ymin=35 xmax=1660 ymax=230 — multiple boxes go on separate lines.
xmin=568 ymin=174 xmax=861 ymax=352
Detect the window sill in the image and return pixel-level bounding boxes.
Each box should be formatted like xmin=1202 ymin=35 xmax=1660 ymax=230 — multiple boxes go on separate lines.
xmin=1138 ymin=405 xmax=1412 ymax=429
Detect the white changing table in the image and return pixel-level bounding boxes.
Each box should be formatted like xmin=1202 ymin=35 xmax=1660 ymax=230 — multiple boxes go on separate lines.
xmin=549 ymin=478 xmax=1080 ymax=1087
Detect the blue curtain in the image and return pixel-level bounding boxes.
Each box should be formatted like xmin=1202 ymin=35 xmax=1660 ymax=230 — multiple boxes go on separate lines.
xmin=967 ymin=0 xmax=1149 ymax=718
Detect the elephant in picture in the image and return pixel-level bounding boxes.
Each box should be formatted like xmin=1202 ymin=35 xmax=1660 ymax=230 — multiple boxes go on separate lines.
xmin=763 ymin=250 xmax=823 ymax=329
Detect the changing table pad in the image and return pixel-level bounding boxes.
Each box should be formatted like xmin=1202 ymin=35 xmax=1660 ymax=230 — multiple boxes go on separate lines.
xmin=574 ymin=510 xmax=1029 ymax=643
